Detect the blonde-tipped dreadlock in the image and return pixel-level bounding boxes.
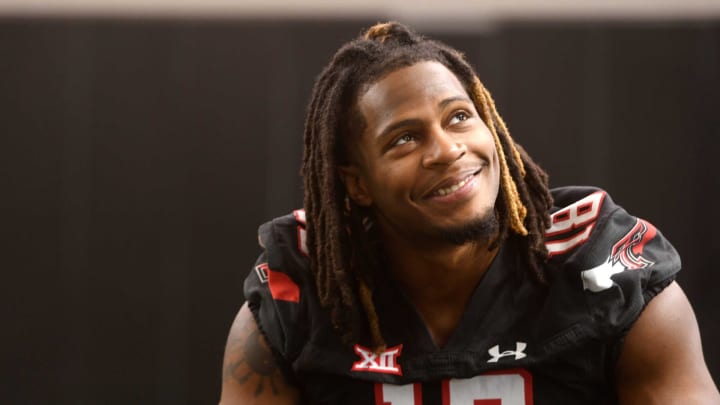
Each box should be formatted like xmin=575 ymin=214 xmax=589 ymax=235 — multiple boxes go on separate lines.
xmin=302 ymin=22 xmax=553 ymax=352
xmin=472 ymin=77 xmax=528 ymax=236
xmin=363 ymin=22 xmax=393 ymax=42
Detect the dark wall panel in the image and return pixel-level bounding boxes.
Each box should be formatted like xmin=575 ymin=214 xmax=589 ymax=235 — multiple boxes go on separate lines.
xmin=0 ymin=18 xmax=370 ymax=403
xmin=1 ymin=17 xmax=718 ymax=403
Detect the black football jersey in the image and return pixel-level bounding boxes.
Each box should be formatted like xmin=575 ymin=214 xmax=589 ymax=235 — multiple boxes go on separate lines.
xmin=244 ymin=186 xmax=681 ymax=404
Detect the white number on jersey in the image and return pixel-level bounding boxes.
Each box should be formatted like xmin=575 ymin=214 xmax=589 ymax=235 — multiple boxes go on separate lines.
xmin=374 ymin=369 xmax=533 ymax=405
xmin=545 ymin=191 xmax=606 ymax=258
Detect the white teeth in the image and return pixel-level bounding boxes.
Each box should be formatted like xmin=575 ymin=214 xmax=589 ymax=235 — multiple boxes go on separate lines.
xmin=435 ymin=176 xmax=470 ymax=196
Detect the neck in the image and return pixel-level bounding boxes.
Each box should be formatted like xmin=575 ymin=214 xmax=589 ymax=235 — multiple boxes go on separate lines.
xmin=380 ymin=226 xmax=500 ymax=347
xmin=385 ymin=235 xmax=498 ymax=297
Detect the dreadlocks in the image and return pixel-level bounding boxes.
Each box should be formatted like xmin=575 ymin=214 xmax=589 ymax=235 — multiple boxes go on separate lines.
xmin=301 ymin=22 xmax=554 ymax=352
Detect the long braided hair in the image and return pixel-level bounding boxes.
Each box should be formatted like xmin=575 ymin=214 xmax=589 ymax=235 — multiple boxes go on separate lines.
xmin=301 ymin=22 xmax=553 ymax=351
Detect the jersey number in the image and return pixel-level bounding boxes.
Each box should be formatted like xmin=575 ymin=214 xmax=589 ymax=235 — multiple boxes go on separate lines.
xmin=545 ymin=191 xmax=606 ymax=258
xmin=375 ymin=370 xmax=533 ymax=405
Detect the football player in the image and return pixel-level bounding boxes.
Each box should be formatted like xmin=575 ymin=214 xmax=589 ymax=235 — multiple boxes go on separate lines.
xmin=220 ymin=22 xmax=720 ymax=404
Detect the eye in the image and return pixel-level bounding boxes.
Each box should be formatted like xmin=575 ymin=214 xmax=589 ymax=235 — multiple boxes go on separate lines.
xmin=448 ymin=111 xmax=470 ymax=125
xmin=392 ymin=133 xmax=416 ymax=147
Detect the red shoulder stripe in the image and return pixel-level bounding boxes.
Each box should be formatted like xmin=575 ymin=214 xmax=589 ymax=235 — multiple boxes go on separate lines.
xmin=255 ymin=263 xmax=300 ymax=303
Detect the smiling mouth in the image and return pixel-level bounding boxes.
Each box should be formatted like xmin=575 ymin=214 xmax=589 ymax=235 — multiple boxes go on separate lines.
xmin=431 ymin=171 xmax=479 ymax=197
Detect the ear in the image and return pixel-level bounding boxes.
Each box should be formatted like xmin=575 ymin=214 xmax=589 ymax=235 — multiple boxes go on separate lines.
xmin=337 ymin=165 xmax=373 ymax=207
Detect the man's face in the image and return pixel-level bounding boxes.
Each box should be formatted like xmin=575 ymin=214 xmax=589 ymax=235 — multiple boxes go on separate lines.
xmin=341 ymin=61 xmax=500 ymax=245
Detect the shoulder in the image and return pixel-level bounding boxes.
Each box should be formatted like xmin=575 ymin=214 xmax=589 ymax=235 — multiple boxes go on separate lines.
xmin=258 ymin=209 xmax=309 ymax=266
xmin=541 ymin=186 xmax=682 ymax=337
xmin=250 ymin=209 xmax=310 ymax=293
xmin=546 ymin=186 xmax=680 ymax=291
xmin=243 ymin=210 xmax=314 ymax=361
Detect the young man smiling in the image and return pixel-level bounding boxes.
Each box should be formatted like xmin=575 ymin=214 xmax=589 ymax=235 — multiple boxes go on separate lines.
xmin=219 ymin=22 xmax=720 ymax=404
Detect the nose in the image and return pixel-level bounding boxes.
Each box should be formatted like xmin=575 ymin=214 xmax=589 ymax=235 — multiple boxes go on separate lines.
xmin=422 ymin=127 xmax=466 ymax=167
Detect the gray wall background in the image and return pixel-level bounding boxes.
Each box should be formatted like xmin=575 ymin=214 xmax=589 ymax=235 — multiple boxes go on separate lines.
xmin=1 ymin=17 xmax=718 ymax=403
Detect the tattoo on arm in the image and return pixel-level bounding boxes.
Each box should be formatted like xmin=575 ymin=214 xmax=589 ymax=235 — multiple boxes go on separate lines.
xmin=222 ymin=309 xmax=284 ymax=398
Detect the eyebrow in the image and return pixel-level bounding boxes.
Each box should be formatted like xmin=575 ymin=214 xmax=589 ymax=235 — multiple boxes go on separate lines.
xmin=376 ymin=95 xmax=473 ymax=140
xmin=377 ymin=118 xmax=421 ymax=142
xmin=438 ymin=95 xmax=472 ymax=110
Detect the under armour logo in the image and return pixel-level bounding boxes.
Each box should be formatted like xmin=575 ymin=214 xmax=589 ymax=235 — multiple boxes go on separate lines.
xmin=351 ymin=344 xmax=403 ymax=375
xmin=487 ymin=342 xmax=527 ymax=363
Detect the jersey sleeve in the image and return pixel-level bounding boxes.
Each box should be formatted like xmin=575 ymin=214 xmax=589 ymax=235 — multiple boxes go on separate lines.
xmin=546 ymin=186 xmax=682 ymax=338
xmin=243 ymin=211 xmax=310 ymax=362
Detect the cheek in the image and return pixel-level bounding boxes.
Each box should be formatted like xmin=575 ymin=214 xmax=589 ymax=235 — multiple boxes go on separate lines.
xmin=369 ymin=162 xmax=416 ymax=201
xmin=484 ymin=133 xmax=501 ymax=172
xmin=491 ymin=149 xmax=501 ymax=189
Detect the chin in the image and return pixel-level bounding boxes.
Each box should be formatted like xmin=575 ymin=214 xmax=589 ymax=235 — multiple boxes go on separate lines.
xmin=438 ymin=210 xmax=499 ymax=246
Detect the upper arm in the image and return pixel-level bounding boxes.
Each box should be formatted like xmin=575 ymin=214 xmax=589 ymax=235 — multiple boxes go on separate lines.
xmin=615 ymin=281 xmax=720 ymax=404
xmin=219 ymin=302 xmax=301 ymax=405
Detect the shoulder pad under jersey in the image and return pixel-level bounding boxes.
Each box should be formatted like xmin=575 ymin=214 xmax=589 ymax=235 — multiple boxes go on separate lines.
xmin=243 ymin=209 xmax=311 ymax=360
xmin=545 ymin=186 xmax=681 ymax=335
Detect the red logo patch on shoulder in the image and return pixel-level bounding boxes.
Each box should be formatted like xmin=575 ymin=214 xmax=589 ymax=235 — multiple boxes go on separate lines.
xmin=255 ymin=263 xmax=300 ymax=303
xmin=610 ymin=219 xmax=656 ymax=269
xmin=580 ymin=218 xmax=657 ymax=292
xmin=351 ymin=344 xmax=403 ymax=376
